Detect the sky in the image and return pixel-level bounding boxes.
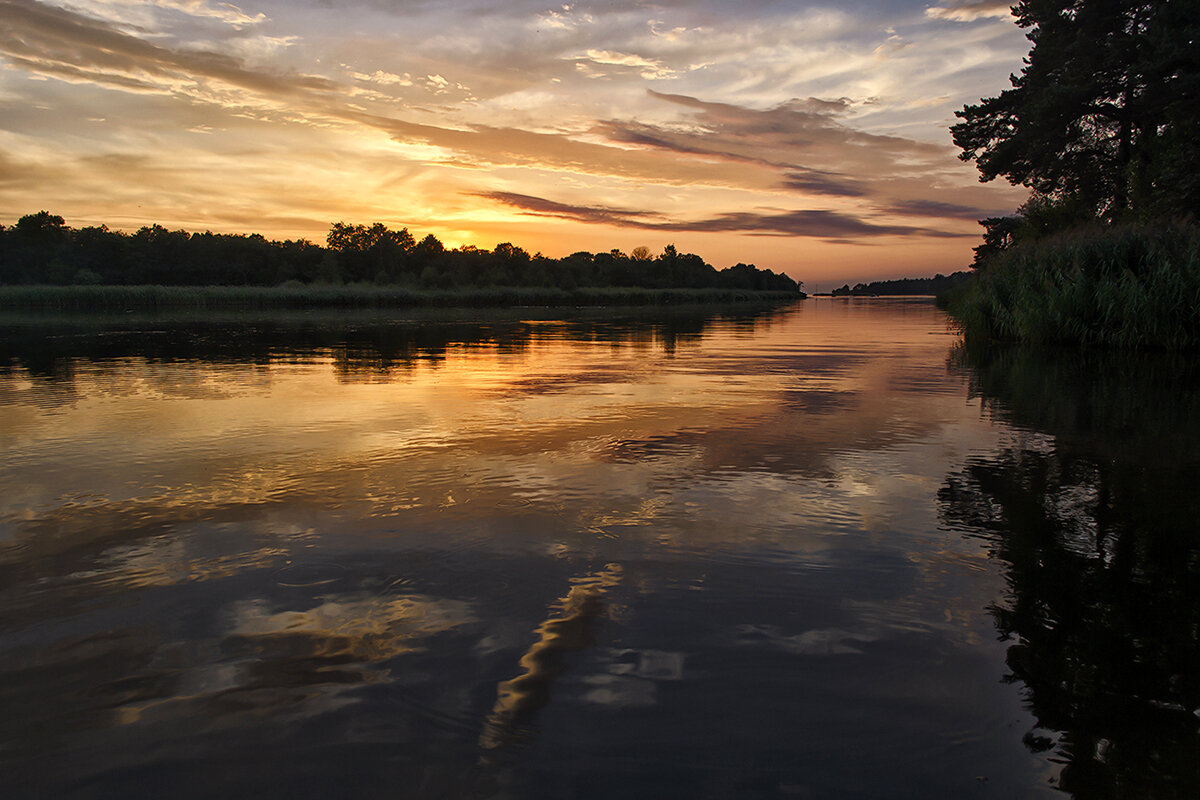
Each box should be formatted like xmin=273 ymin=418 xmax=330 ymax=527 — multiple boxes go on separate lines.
xmin=0 ymin=0 xmax=1033 ymax=284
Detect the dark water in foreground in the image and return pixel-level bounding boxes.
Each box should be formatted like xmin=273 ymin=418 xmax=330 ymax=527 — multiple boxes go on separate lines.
xmin=1 ymin=300 xmax=1197 ymax=799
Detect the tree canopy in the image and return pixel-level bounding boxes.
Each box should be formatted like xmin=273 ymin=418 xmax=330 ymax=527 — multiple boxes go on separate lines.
xmin=0 ymin=212 xmax=799 ymax=293
xmin=952 ymin=0 xmax=1200 ymax=225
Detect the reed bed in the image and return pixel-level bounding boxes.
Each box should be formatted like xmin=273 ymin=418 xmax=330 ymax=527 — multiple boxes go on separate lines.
xmin=940 ymin=223 xmax=1200 ymax=349
xmin=0 ymin=284 xmax=801 ymax=312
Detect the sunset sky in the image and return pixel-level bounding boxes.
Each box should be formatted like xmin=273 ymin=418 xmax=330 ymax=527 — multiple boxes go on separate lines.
xmin=0 ymin=0 xmax=1033 ymax=284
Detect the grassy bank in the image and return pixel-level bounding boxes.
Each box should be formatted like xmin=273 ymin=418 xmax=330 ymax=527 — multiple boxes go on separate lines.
xmin=939 ymin=223 xmax=1200 ymax=348
xmin=0 ymin=284 xmax=803 ymax=312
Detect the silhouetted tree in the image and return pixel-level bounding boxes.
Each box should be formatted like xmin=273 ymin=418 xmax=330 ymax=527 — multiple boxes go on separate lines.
xmin=0 ymin=212 xmax=800 ymax=294
xmin=953 ymin=1 xmax=1200 ymax=224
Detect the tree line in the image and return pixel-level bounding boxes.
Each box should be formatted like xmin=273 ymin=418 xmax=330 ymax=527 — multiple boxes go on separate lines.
xmin=830 ymin=272 xmax=971 ymax=297
xmin=0 ymin=212 xmax=798 ymax=293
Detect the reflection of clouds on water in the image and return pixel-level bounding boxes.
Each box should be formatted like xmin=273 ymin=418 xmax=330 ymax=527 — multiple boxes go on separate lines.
xmin=0 ymin=302 xmax=1061 ymax=796
xmin=115 ymin=591 xmax=479 ymax=728
xmin=581 ymin=674 xmax=657 ymax=707
xmin=606 ymin=648 xmax=686 ymax=680
xmin=735 ymin=623 xmax=878 ymax=656
xmin=0 ymin=303 xmax=988 ymax=581
xmin=480 ymin=564 xmax=622 ymax=750
xmin=84 ymin=538 xmax=287 ymax=589
xmin=229 ymin=593 xmax=477 ymax=657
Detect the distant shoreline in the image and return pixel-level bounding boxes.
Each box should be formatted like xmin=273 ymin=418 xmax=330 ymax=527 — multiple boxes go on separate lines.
xmin=0 ymin=284 xmax=804 ymax=313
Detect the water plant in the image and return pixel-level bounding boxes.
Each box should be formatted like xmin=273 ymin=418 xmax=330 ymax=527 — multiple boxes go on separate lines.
xmin=0 ymin=283 xmax=801 ymax=312
xmin=940 ymin=223 xmax=1200 ymax=349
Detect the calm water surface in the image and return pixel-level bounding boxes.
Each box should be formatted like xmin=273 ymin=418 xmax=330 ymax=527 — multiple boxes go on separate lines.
xmin=1 ymin=300 xmax=1197 ymax=799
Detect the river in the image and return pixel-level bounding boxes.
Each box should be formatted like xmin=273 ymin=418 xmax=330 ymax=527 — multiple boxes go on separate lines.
xmin=1 ymin=299 xmax=1196 ymax=799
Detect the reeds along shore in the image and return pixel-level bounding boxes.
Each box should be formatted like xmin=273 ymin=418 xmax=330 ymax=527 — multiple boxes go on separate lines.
xmin=0 ymin=284 xmax=803 ymax=312
xmin=939 ymin=223 xmax=1200 ymax=349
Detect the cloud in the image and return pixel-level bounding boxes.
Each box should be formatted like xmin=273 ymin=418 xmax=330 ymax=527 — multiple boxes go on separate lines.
xmin=0 ymin=0 xmax=1026 ymax=277
xmin=578 ymin=48 xmax=676 ymax=80
xmin=39 ymin=0 xmax=267 ymax=30
xmin=600 ymin=91 xmax=952 ymax=184
xmin=476 ymin=191 xmax=661 ymax=227
xmin=0 ymin=0 xmax=335 ymax=102
xmin=149 ymin=0 xmax=266 ymax=27
xmin=662 ymin=209 xmax=967 ymax=239
xmin=478 ymin=190 xmax=969 ymax=241
xmin=349 ymin=110 xmax=775 ymax=189
xmin=0 ymin=2 xmax=784 ymax=194
xmin=925 ymin=1 xmax=1014 ymax=22
xmin=163 ymin=0 xmax=266 ymax=27
xmin=593 ymin=90 xmax=993 ymax=215
xmin=781 ymin=170 xmax=868 ymax=198
xmin=348 ymin=68 xmax=413 ymax=86
xmin=881 ymin=198 xmax=993 ymax=220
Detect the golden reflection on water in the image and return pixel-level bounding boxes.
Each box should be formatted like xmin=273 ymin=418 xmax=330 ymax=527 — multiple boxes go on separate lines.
xmin=0 ymin=301 xmax=1051 ymax=797
xmin=4 ymin=306 xmax=976 ymax=537
xmin=481 ymin=564 xmax=624 ymax=751
xmin=0 ymin=303 xmax=1009 ymax=645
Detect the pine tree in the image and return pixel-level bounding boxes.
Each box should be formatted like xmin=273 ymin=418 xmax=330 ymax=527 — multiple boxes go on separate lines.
xmin=952 ymin=0 xmax=1200 ymax=223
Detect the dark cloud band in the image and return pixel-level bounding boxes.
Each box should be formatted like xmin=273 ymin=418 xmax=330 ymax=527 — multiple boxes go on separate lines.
xmin=479 ymin=191 xmax=971 ymax=240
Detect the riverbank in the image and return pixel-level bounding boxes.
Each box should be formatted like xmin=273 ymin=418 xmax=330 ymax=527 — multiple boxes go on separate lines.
xmin=938 ymin=223 xmax=1200 ymax=349
xmin=0 ymin=284 xmax=804 ymax=312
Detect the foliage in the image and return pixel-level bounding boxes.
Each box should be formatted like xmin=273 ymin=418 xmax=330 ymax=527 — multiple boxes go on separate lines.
xmin=830 ymin=272 xmax=971 ymax=296
xmin=0 ymin=212 xmax=800 ymax=296
xmin=952 ymin=0 xmax=1200 ymax=223
xmin=940 ymin=343 xmax=1200 ymax=797
xmin=947 ymin=3 xmax=1200 ymax=347
xmin=939 ymin=222 xmax=1200 ymax=348
xmin=0 ymin=284 xmax=801 ymax=313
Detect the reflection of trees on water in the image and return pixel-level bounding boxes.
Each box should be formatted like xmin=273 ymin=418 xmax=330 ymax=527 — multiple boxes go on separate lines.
xmin=0 ymin=304 xmax=791 ymax=388
xmin=940 ymin=344 xmax=1200 ymax=799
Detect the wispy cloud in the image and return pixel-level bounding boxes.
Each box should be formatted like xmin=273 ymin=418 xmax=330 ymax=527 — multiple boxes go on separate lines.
xmin=577 ymin=49 xmax=676 ymax=80
xmin=0 ymin=0 xmax=333 ymax=102
xmin=479 ymin=191 xmax=970 ymax=241
xmin=782 ymin=171 xmax=868 ymax=198
xmin=881 ymin=198 xmax=994 ymax=220
xmin=925 ymin=1 xmax=1014 ymax=22
xmin=599 ymin=91 xmax=952 ymax=184
xmin=41 ymin=0 xmax=267 ymax=29
xmin=0 ymin=0 xmax=1032 ymax=279
xmin=475 ymin=192 xmax=661 ymax=226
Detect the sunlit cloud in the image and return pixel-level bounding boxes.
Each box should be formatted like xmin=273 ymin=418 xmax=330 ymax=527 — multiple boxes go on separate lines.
xmin=53 ymin=0 xmax=268 ymax=28
xmin=578 ymin=49 xmax=676 ymax=80
xmin=925 ymin=1 xmax=1014 ymax=22
xmin=0 ymin=0 xmax=1033 ymax=281
xmin=479 ymin=191 xmax=971 ymax=241
xmin=0 ymin=0 xmax=334 ymax=103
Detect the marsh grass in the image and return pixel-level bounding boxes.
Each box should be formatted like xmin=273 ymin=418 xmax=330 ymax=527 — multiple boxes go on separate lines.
xmin=0 ymin=284 xmax=801 ymax=312
xmin=940 ymin=223 xmax=1200 ymax=348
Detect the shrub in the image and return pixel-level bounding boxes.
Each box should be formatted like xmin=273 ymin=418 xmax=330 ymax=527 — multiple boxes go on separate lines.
xmin=941 ymin=223 xmax=1200 ymax=349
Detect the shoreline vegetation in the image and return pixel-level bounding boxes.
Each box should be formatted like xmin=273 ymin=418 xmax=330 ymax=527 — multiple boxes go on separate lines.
xmin=0 ymin=212 xmax=802 ymax=311
xmin=0 ymin=284 xmax=801 ymax=312
xmin=939 ymin=2 xmax=1200 ymax=350
xmin=830 ymin=272 xmax=970 ymax=297
xmin=938 ymin=223 xmax=1200 ymax=349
